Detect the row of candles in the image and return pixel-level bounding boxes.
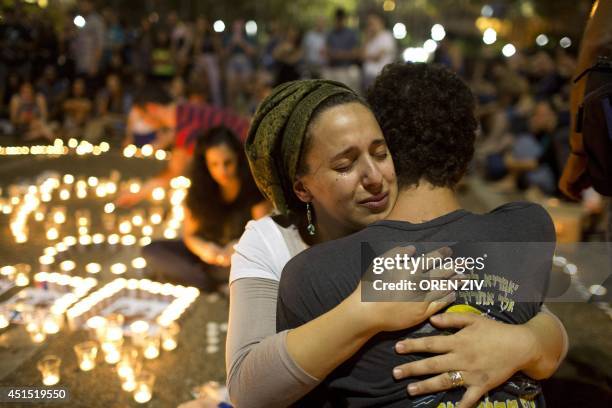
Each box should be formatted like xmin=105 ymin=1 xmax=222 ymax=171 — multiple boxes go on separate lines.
xmin=122 ymin=144 xmax=169 ymax=161
xmin=0 ymin=139 xmax=111 ymax=156
xmin=0 ymin=139 xmax=172 ymax=160
xmin=0 ymin=270 xmax=98 ymax=334
xmin=37 ymin=315 xmax=180 ymax=404
xmin=67 ymin=278 xmax=200 ymax=329
xmin=2 ymin=172 xmax=190 ymax=245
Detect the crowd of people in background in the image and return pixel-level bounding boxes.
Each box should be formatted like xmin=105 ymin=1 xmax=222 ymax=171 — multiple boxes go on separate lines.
xmin=0 ymin=0 xmax=605 ymax=228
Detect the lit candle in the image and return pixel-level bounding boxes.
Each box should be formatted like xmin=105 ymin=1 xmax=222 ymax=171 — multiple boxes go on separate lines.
xmin=117 ymin=345 xmax=140 ymax=378
xmin=163 ymin=228 xmax=177 ymax=240
xmin=129 ymin=182 xmax=141 ymax=194
xmin=155 ymin=149 xmax=167 ymax=160
xmin=141 ymin=144 xmax=153 ymax=157
xmin=131 ymin=257 xmax=147 ymax=270
xmin=151 ymin=187 xmax=165 ymax=201
xmin=102 ymin=338 xmax=123 ymax=364
xmin=133 ymin=371 xmax=155 ymax=403
xmin=110 ymin=263 xmax=127 ymax=275
xmin=123 ymin=144 xmax=137 ymax=158
xmin=122 ymin=376 xmax=137 ymax=392
xmin=120 ymin=235 xmax=136 ymax=246
xmin=74 ymin=341 xmax=98 ymax=371
xmin=143 ymin=334 xmax=160 ymax=359
xmin=85 ymin=263 xmax=101 ymax=274
xmin=59 ymin=260 xmax=76 ymax=273
xmin=46 ymin=227 xmax=59 ymax=241
xmin=141 ymin=225 xmax=153 ymax=236
xmin=118 ymin=219 xmax=132 ymax=234
xmin=52 ymin=209 xmax=66 ymax=224
xmin=95 ymin=185 xmax=106 ymax=198
xmin=0 ymin=314 xmax=9 ymax=329
xmin=59 ymin=189 xmax=70 ymax=201
xmin=86 ymin=316 xmax=107 ymax=342
xmin=15 ymin=272 xmax=30 ymax=287
xmin=105 ymin=314 xmax=124 ymax=341
xmin=87 ymin=176 xmax=99 ymax=187
xmin=161 ymin=326 xmax=179 ymax=351
xmin=129 ymin=320 xmax=149 ymax=347
xmin=43 ymin=313 xmax=62 ymax=334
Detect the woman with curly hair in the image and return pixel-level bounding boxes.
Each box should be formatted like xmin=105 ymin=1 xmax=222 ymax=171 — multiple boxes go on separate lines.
xmin=142 ymin=126 xmax=269 ymax=291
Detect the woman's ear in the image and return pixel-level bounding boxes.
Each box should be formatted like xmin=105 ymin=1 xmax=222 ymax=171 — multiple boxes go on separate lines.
xmin=293 ymin=178 xmax=313 ymax=203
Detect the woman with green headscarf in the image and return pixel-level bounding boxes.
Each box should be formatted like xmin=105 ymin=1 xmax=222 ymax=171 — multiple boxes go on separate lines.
xmin=223 ymin=79 xmax=567 ymax=408
xmin=225 ymin=79 xmax=455 ymax=407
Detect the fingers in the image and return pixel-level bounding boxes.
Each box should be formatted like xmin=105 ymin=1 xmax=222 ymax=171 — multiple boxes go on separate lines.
xmin=395 ymin=335 xmax=452 ymax=356
xmin=457 ymin=386 xmax=484 ymax=408
xmin=392 ymin=354 xmax=453 ymax=379
xmin=423 ymin=289 xmax=455 ymax=304
xmin=429 ymin=311 xmax=482 ymax=329
xmin=405 ymin=372 xmax=456 ymax=396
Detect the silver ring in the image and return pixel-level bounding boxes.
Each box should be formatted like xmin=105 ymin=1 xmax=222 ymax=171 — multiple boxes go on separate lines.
xmin=447 ymin=370 xmax=465 ymax=388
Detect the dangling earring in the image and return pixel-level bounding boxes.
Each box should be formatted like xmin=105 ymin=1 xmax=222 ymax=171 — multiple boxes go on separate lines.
xmin=306 ymin=202 xmax=316 ymax=235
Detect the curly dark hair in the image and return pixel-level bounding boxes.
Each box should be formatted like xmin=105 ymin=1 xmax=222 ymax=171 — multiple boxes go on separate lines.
xmin=366 ymin=63 xmax=477 ymax=189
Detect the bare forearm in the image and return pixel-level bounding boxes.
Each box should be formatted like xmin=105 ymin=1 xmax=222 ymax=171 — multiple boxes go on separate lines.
xmin=286 ymin=293 xmax=375 ymax=379
xmin=520 ymin=311 xmax=567 ymax=379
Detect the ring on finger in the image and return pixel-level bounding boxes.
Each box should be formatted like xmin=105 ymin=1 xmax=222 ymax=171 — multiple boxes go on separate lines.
xmin=447 ymin=370 xmax=465 ymax=388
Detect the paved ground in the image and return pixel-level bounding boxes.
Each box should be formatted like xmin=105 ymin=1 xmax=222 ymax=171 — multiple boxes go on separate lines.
xmin=0 ymin=145 xmax=610 ymax=407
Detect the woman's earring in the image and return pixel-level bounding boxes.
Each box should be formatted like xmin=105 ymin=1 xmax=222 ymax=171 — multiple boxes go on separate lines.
xmin=306 ymin=202 xmax=316 ymax=235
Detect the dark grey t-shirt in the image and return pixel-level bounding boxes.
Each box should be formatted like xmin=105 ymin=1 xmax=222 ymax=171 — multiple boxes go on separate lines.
xmin=277 ymin=202 xmax=555 ymax=407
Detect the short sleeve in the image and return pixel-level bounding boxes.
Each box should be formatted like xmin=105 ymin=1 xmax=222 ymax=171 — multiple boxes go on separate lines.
xmin=230 ymin=217 xmax=291 ymax=283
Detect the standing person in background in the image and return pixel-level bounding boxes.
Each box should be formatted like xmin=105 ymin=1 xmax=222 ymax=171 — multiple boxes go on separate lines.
xmin=559 ymin=0 xmax=612 ymax=242
xmin=302 ymin=17 xmax=327 ymax=78
xmin=151 ymin=28 xmax=176 ymax=82
xmin=101 ymin=8 xmax=126 ymax=73
xmin=72 ymin=0 xmax=105 ymax=85
xmin=361 ymin=11 xmax=396 ymax=89
xmin=193 ymin=16 xmax=223 ymax=107
xmin=142 ymin=126 xmax=270 ymax=291
xmin=167 ymin=11 xmax=193 ymax=76
xmin=323 ymin=8 xmax=361 ymax=93
xmin=224 ymin=20 xmax=257 ymax=110
xmin=132 ymin=17 xmax=154 ymax=74
xmin=272 ymin=26 xmax=303 ymax=86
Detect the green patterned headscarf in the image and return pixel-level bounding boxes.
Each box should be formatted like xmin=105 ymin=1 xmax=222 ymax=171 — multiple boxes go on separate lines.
xmin=245 ymin=79 xmax=356 ymax=215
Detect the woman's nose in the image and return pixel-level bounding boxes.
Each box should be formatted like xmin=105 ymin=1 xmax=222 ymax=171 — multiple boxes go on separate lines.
xmin=362 ymin=160 xmax=383 ymax=192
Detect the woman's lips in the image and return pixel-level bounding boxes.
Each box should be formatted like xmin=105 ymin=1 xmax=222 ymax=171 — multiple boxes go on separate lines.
xmin=358 ymin=192 xmax=389 ymax=212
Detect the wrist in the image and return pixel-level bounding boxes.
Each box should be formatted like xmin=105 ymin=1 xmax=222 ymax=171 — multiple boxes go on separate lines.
xmin=516 ymin=323 xmax=544 ymax=376
xmin=343 ymin=290 xmax=380 ymax=339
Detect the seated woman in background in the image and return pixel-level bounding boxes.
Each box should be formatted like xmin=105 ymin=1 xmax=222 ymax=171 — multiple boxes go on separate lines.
xmin=142 ymin=126 xmax=270 ymax=291
xmin=9 ymin=81 xmax=54 ymax=141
